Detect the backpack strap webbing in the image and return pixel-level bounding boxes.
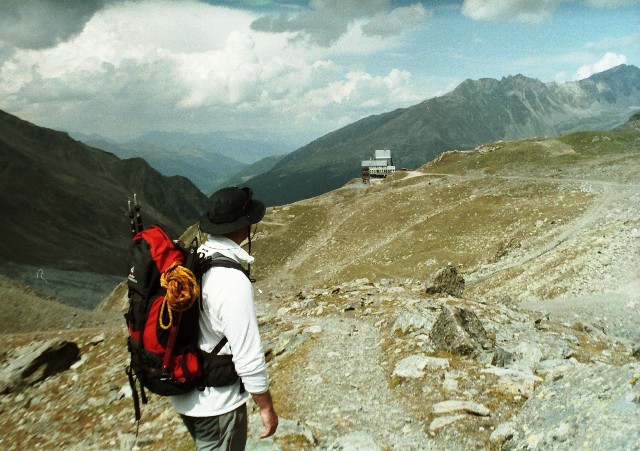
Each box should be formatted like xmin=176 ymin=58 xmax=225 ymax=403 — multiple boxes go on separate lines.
xmin=211 ymin=336 xmax=228 ymax=356
xmin=199 ymin=253 xmax=250 ymax=279
xmin=197 ymin=255 xmax=247 ymax=393
xmin=126 ymin=366 xmax=142 ymax=423
xmin=197 ymin=253 xmax=251 ymax=312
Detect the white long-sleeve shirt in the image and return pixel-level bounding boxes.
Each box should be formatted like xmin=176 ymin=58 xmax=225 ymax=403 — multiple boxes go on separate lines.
xmin=171 ymin=235 xmax=269 ymax=417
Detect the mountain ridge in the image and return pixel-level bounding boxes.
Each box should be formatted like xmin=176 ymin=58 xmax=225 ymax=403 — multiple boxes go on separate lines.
xmin=246 ymin=64 xmax=640 ymax=206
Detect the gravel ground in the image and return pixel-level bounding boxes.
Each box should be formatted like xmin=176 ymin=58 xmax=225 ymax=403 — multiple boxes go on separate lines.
xmin=520 ymin=282 xmax=640 ymax=341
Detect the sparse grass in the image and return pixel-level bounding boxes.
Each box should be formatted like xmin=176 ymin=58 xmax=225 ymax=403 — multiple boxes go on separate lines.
xmin=381 ymin=342 xmax=531 ymax=450
xmin=247 ymin=132 xmax=611 ymax=293
xmin=268 ymin=338 xmax=313 ymax=419
xmin=388 ymin=375 xmax=406 ymax=389
xmin=253 ymin=204 xmax=329 ymax=280
xmin=274 ymin=433 xmax=316 ymax=450
xmin=334 ymin=178 xmax=590 ymax=285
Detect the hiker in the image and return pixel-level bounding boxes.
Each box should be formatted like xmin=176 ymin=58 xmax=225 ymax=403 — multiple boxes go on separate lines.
xmin=171 ymin=186 xmax=278 ymax=450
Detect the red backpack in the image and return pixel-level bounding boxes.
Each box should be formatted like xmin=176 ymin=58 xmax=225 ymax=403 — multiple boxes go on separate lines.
xmin=125 ymin=224 xmax=203 ymax=420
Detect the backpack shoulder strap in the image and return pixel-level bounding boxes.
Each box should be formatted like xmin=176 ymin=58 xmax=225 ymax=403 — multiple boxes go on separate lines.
xmin=210 ymin=336 xmax=228 ymax=356
xmin=198 ymin=255 xmax=240 ymax=358
xmin=199 ymin=253 xmax=250 ymax=279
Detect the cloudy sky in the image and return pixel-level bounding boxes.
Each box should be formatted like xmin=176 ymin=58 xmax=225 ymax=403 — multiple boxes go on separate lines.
xmin=0 ymin=0 xmax=638 ymax=153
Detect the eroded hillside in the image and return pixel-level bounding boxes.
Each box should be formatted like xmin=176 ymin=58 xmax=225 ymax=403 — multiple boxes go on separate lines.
xmin=253 ymin=123 xmax=640 ymax=305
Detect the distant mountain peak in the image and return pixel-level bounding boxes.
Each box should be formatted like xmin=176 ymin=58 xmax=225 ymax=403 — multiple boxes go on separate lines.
xmin=500 ymin=73 xmax=542 ymax=85
xmin=452 ymin=73 xmax=547 ymax=97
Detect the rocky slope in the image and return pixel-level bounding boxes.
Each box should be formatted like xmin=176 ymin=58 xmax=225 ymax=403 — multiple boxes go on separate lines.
xmin=0 ymin=116 xmax=639 ymax=450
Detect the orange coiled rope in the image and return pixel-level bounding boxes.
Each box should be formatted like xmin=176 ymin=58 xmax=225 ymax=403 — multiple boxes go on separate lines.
xmin=158 ymin=261 xmax=200 ymax=330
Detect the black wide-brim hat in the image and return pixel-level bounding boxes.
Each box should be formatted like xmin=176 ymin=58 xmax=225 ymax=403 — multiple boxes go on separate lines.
xmin=199 ymin=186 xmax=266 ymax=235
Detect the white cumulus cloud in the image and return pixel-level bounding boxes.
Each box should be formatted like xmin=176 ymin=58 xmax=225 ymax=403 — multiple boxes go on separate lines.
xmin=461 ymin=0 xmax=559 ymax=24
xmin=362 ymin=3 xmax=430 ymax=37
xmin=461 ymin=0 xmax=640 ymax=23
xmin=0 ymin=1 xmax=429 ymax=144
xmin=573 ymin=52 xmax=627 ymax=80
xmin=251 ymin=0 xmax=429 ymax=46
xmin=304 ymin=68 xmax=415 ymax=108
xmin=0 ymin=0 xmax=103 ymax=50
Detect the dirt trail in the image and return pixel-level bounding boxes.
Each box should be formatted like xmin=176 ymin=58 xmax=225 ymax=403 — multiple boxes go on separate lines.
xmin=418 ymin=170 xmax=640 ymax=288
xmin=282 ymin=315 xmax=435 ymax=449
xmin=466 ymin=182 xmax=622 ymax=286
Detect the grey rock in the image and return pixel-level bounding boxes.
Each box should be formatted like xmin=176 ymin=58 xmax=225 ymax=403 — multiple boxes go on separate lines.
xmin=276 ymin=307 xmax=292 ymax=317
xmin=425 ymin=265 xmax=465 ymax=296
xmin=432 ymin=399 xmax=491 ymax=416
xmin=490 ymin=422 xmax=515 ymax=445
xmin=429 ymin=305 xmax=494 ymax=356
xmin=509 ymin=339 xmax=574 ymax=372
xmin=344 ymin=301 xmax=363 ymax=311
xmin=273 ymin=333 xmax=311 ymax=357
xmin=442 ymin=374 xmax=459 ymax=391
xmin=300 ymin=299 xmax=317 ymax=309
xmin=480 ymin=367 xmax=543 ymax=397
xmin=429 ymin=414 xmax=467 ymax=431
xmin=70 ymin=355 xmax=87 ymax=370
xmin=477 ymin=346 xmax=513 ymax=367
xmin=0 ymin=339 xmax=80 ymax=394
xmin=118 ymin=384 xmax=133 ymax=400
xmin=533 ymin=358 xmax=579 ymax=374
xmin=118 ymin=433 xmax=138 ymax=450
xmin=393 ymin=355 xmax=450 ymax=378
xmin=503 ymin=363 xmax=640 ymax=450
xmin=391 ymin=310 xmax=433 ymax=334
xmin=89 ymin=333 xmax=105 ymax=345
xmin=346 ymin=279 xmax=370 ymax=287
xmin=422 ymin=356 xmax=451 ymax=369
xmin=329 ymin=431 xmax=381 ymax=450
xmin=303 ymin=325 xmax=322 ymax=334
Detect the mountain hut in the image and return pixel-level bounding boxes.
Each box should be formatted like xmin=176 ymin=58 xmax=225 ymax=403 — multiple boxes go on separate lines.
xmin=361 ymin=149 xmax=395 ymax=183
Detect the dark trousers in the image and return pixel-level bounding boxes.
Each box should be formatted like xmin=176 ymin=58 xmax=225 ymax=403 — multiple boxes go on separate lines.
xmin=180 ymin=403 xmax=248 ymax=451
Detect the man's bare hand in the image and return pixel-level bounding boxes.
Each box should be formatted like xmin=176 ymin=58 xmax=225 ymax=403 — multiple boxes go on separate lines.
xmin=251 ymin=390 xmax=279 ymax=439
xmin=259 ymin=406 xmax=278 ymax=438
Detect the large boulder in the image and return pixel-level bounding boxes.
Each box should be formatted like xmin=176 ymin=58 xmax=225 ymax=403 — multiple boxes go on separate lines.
xmin=0 ymin=339 xmax=80 ymax=394
xmin=429 ymin=305 xmax=494 ymax=356
xmin=425 ymin=265 xmax=465 ymax=297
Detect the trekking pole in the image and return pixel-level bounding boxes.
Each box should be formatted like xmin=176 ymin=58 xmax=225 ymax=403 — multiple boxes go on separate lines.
xmin=134 ymin=194 xmax=143 ymax=233
xmin=128 ymin=198 xmax=137 ymax=237
xmin=127 ymin=194 xmax=144 ymax=237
